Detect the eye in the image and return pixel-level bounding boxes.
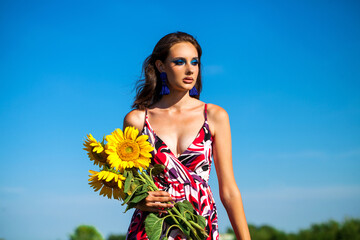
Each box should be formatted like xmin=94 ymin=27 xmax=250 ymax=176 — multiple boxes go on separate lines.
xmin=172 ymin=59 xmax=185 ymax=65
xmin=191 ymin=59 xmax=199 ymax=66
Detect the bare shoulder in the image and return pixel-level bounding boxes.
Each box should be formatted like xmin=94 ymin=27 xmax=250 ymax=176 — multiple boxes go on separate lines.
xmin=207 ymin=103 xmax=229 ymax=123
xmin=206 ymin=103 xmax=230 ymax=136
xmin=123 ymin=109 xmax=146 ymax=132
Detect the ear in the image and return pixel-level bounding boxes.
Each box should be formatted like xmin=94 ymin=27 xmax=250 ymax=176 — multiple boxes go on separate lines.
xmin=155 ymin=60 xmax=164 ymax=72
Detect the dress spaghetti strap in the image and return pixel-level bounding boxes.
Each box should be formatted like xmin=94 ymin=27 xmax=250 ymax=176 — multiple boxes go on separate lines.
xmin=204 ymin=103 xmax=208 ymax=121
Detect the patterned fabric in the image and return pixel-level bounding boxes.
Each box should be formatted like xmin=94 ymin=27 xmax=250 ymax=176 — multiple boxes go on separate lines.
xmin=126 ymin=103 xmax=219 ymax=240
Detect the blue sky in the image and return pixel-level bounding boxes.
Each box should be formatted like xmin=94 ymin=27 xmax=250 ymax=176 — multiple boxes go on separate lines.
xmin=1 ymin=0 xmax=359 ymax=239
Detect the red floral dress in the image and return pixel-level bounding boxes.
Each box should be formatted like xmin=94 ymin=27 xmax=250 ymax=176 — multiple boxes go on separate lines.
xmin=126 ymin=104 xmax=219 ymax=240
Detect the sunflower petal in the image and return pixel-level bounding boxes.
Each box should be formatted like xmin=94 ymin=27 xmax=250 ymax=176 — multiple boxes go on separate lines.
xmin=136 ymin=134 xmax=149 ymax=142
xmin=113 ymin=189 xmax=120 ymax=199
xmin=117 ymin=180 xmax=123 ymax=189
xmin=105 ymin=134 xmax=115 ymax=143
xmin=112 ymin=129 xmax=124 ymax=142
xmin=106 ymin=173 xmax=115 ymax=182
xmin=124 ymin=127 xmax=130 ymax=140
xmin=131 ymin=128 xmax=139 ymax=140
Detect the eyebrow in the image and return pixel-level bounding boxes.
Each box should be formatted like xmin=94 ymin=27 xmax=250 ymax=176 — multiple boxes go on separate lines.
xmin=170 ymin=57 xmax=199 ymax=61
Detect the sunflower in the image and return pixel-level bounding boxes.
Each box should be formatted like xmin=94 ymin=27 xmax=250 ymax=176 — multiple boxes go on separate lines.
xmin=83 ymin=134 xmax=108 ymax=167
xmin=88 ymin=170 xmax=126 ymax=200
xmin=105 ymin=127 xmax=154 ymax=171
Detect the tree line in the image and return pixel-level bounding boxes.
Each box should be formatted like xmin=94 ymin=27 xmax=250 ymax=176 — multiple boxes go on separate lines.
xmin=69 ymin=218 xmax=360 ymax=240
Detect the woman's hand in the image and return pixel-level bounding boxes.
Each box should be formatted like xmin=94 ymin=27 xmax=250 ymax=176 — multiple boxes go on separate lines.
xmin=136 ymin=191 xmax=175 ymax=214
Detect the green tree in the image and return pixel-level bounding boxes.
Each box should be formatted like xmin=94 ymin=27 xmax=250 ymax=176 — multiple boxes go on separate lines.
xmin=251 ymin=224 xmax=287 ymax=240
xmin=107 ymin=234 xmax=126 ymax=240
xmin=337 ymin=218 xmax=360 ymax=240
xmin=228 ymin=224 xmax=287 ymax=240
xmin=70 ymin=225 xmax=103 ymax=240
xmin=226 ymin=218 xmax=360 ymax=240
xmin=297 ymin=220 xmax=339 ymax=240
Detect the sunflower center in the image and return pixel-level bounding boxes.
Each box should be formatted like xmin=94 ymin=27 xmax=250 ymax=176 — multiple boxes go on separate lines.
xmin=93 ymin=152 xmax=108 ymax=163
xmin=102 ymin=179 xmax=117 ymax=188
xmin=117 ymin=140 xmax=140 ymax=161
xmin=126 ymin=146 xmax=133 ymax=153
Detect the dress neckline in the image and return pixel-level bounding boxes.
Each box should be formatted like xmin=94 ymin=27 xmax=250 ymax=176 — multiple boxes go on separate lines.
xmin=144 ymin=104 xmax=208 ymax=159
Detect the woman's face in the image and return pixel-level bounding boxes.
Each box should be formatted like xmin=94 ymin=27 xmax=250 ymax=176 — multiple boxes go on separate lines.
xmin=159 ymin=42 xmax=199 ymax=93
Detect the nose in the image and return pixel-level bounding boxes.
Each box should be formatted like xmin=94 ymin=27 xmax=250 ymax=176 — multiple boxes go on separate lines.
xmin=185 ymin=63 xmax=195 ymax=75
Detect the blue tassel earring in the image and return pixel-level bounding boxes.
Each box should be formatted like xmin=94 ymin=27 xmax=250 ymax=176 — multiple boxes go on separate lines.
xmin=160 ymin=72 xmax=170 ymax=95
xmin=189 ymin=86 xmax=198 ymax=96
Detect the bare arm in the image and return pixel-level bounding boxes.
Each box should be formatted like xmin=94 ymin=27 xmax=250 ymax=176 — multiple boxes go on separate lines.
xmin=208 ymin=104 xmax=251 ymax=240
xmin=123 ymin=110 xmax=174 ymax=213
xmin=123 ymin=109 xmax=146 ymax=133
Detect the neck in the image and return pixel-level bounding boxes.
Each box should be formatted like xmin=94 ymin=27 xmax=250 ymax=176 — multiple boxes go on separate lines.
xmin=155 ymin=90 xmax=195 ymax=110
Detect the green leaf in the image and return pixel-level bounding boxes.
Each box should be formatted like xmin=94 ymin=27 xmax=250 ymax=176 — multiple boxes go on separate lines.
xmin=122 ymin=184 xmax=143 ymax=205
xmin=164 ymin=213 xmax=176 ymax=226
xmin=128 ymin=192 xmax=148 ymax=204
xmin=124 ymin=170 xmax=133 ymax=194
xmin=170 ymin=202 xmax=198 ymax=238
xmin=145 ymin=213 xmax=165 ymax=240
xmin=174 ymin=201 xmax=193 ymax=219
xmin=174 ymin=201 xmax=186 ymax=215
xmin=102 ymin=134 xmax=106 ymax=146
xmin=124 ymin=202 xmax=137 ymax=213
xmin=140 ymin=183 xmax=150 ymax=192
xmin=184 ymin=210 xmax=193 ymax=221
xmin=127 ymin=180 xmax=139 ymax=195
xmin=164 ymin=219 xmax=191 ymax=240
xmin=172 ymin=200 xmax=208 ymax=239
xmin=197 ymin=215 xmax=207 ymax=229
xmin=182 ymin=200 xmax=195 ymax=213
xmin=189 ymin=215 xmax=208 ymax=239
xmin=122 ymin=193 xmax=132 ymax=205
xmin=151 ymin=164 xmax=165 ymax=177
xmin=175 ymin=222 xmax=191 ymax=238
xmin=194 ymin=225 xmax=209 ymax=240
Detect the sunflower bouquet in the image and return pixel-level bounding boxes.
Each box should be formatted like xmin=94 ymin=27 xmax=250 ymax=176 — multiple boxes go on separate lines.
xmin=83 ymin=127 xmax=208 ymax=240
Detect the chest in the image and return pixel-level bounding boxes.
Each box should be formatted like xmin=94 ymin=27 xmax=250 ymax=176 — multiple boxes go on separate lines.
xmin=147 ymin=113 xmax=206 ymax=157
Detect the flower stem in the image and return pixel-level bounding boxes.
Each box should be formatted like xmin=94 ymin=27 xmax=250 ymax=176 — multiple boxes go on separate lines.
xmin=142 ymin=170 xmax=159 ymax=190
xmin=136 ymin=171 xmax=149 ymax=185
xmin=140 ymin=169 xmax=202 ymax=240
xmin=168 ymin=207 xmax=201 ymax=240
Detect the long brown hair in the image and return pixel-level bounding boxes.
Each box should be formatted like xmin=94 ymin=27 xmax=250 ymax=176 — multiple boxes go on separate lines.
xmin=132 ymin=32 xmax=203 ymax=110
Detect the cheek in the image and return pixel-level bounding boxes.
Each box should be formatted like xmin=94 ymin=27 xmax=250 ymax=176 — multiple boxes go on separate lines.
xmin=164 ymin=71 xmax=177 ymax=85
xmin=194 ymin=66 xmax=200 ymax=76
xmin=168 ymin=68 xmax=182 ymax=79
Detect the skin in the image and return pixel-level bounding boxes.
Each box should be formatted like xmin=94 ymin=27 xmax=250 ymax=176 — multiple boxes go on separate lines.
xmin=123 ymin=42 xmax=251 ymax=240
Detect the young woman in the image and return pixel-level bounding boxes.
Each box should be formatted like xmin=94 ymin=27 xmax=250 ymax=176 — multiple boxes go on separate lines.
xmin=123 ymin=32 xmax=250 ymax=240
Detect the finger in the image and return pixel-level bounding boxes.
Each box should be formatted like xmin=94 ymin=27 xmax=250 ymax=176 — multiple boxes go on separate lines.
xmin=146 ymin=202 xmax=174 ymax=209
xmin=149 ymin=191 xmax=172 ymax=197
xmin=147 ymin=192 xmax=174 ymax=201
xmin=136 ymin=203 xmax=168 ymax=213
xmin=145 ymin=207 xmax=168 ymax=214
xmin=147 ymin=195 xmax=174 ymax=203
xmin=147 ymin=191 xmax=176 ymax=204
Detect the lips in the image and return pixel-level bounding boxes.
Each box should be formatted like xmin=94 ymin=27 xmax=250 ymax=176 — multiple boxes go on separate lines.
xmin=183 ymin=77 xmax=193 ymax=83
